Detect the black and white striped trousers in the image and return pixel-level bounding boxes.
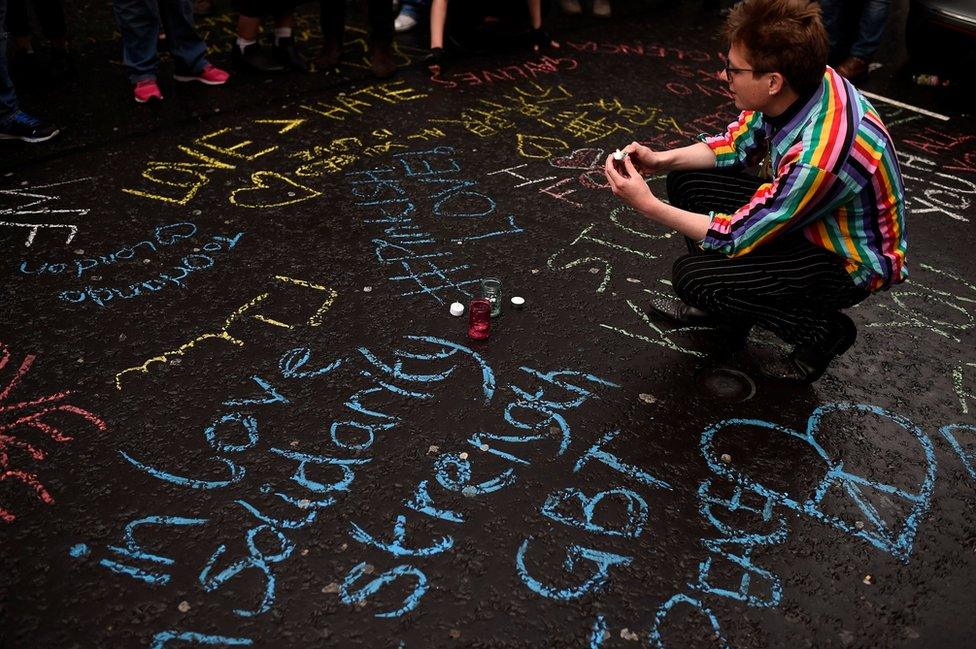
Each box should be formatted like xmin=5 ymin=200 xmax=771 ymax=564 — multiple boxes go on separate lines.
xmin=665 ymin=169 xmax=870 ymax=349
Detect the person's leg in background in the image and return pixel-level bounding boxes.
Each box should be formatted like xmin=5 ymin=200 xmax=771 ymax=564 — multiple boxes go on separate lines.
xmin=112 ymin=0 xmax=165 ymax=102
xmin=31 ymin=0 xmax=73 ymax=77
xmin=316 ymin=0 xmax=344 ymax=70
xmin=425 ymin=0 xmax=446 ymax=67
xmin=271 ymin=2 xmax=307 ymax=71
xmin=163 ymin=0 xmax=228 ymax=83
xmin=527 ymin=0 xmax=559 ymax=52
xmin=232 ymin=0 xmax=285 ymax=72
xmin=818 ymin=0 xmax=844 ymax=62
xmin=368 ymin=0 xmax=395 ymax=78
xmin=5 ymin=0 xmax=36 ymax=79
xmin=840 ymin=0 xmax=891 ymax=77
xmin=0 ymin=0 xmax=59 ymax=141
xmin=314 ymin=0 xmax=394 ymax=77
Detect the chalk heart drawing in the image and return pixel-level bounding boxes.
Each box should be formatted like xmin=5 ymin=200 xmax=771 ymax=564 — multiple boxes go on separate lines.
xmin=550 ymin=147 xmax=605 ymax=170
xmin=229 ymin=172 xmax=322 ymax=209
xmin=700 ymin=402 xmax=937 ymax=562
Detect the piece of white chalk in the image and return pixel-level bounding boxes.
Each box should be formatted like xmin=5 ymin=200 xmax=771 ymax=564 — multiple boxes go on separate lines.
xmin=450 ymin=302 xmax=465 ymax=316
xmin=613 ymin=149 xmax=627 ymax=161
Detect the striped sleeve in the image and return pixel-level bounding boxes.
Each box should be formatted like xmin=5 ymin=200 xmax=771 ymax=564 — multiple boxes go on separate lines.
xmin=702 ymin=110 xmax=766 ymax=169
xmin=701 ymin=160 xmax=842 ymax=256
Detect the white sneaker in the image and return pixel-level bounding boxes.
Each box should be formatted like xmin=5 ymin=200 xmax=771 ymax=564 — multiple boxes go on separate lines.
xmin=560 ymin=0 xmax=582 ymax=14
xmin=394 ymin=13 xmax=418 ymax=32
xmin=593 ymin=0 xmax=611 ymax=17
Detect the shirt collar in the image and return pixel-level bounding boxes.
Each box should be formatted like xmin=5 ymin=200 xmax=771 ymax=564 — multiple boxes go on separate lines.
xmin=765 ymin=69 xmax=830 ymax=156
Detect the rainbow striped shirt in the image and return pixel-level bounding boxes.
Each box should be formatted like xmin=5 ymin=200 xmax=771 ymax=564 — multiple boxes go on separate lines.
xmin=701 ymin=66 xmax=907 ymax=292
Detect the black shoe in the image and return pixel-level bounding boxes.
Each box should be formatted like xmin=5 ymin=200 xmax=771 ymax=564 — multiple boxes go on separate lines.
xmin=759 ymin=314 xmax=857 ymax=384
xmin=370 ymin=42 xmax=396 ymax=79
xmin=529 ymin=27 xmax=559 ymax=52
xmin=0 ymin=110 xmax=60 ymax=143
xmin=314 ymin=40 xmax=341 ymax=71
xmin=273 ymin=37 xmax=308 ymax=72
xmin=646 ymin=296 xmax=714 ymax=325
xmin=231 ymin=41 xmax=285 ymax=73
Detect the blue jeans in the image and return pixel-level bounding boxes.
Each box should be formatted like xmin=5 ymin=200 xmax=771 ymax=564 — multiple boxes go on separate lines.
xmin=0 ymin=0 xmax=19 ymax=120
xmin=112 ymin=0 xmax=208 ymax=83
xmin=821 ymin=0 xmax=892 ymax=60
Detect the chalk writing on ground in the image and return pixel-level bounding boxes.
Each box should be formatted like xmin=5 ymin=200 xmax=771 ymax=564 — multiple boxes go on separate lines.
xmin=347 ymin=146 xmax=524 ymax=303
xmin=0 ymin=177 xmax=93 ymax=247
xmin=1 ymin=341 xmax=107 ymax=523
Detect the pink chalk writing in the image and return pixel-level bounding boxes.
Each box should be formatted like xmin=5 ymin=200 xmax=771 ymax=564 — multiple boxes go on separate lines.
xmin=0 ymin=341 xmax=107 ymax=522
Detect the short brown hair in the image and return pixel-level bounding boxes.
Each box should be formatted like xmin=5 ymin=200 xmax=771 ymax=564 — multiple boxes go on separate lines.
xmin=724 ymin=0 xmax=829 ymax=95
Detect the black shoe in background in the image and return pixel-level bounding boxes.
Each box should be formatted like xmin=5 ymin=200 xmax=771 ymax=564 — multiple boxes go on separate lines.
xmin=0 ymin=110 xmax=60 ymax=143
xmin=759 ymin=313 xmax=857 ymax=384
xmin=273 ymin=37 xmax=308 ymax=72
xmin=370 ymin=42 xmax=396 ymax=79
xmin=231 ymin=41 xmax=285 ymax=73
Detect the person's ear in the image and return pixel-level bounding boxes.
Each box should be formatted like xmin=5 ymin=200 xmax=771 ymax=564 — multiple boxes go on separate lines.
xmin=767 ymin=72 xmax=786 ymax=95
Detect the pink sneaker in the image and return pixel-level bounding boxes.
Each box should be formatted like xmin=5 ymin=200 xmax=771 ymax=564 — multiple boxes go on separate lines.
xmin=134 ymin=79 xmax=163 ymax=103
xmin=174 ymin=64 xmax=229 ymax=85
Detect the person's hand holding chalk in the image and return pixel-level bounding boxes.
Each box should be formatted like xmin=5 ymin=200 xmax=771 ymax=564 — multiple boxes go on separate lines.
xmin=618 ymin=141 xmax=667 ymax=177
xmin=604 ymin=149 xmax=659 ymax=214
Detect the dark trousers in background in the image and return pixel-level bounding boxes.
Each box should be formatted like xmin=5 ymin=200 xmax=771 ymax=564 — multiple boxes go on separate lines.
xmin=665 ymin=169 xmax=870 ymax=350
xmin=231 ymin=0 xmax=297 ymax=20
xmin=5 ymin=0 xmax=67 ymax=41
xmin=0 ymin=0 xmax=17 ymax=119
xmin=319 ymin=0 xmax=393 ymax=47
xmin=112 ymin=0 xmax=208 ymax=83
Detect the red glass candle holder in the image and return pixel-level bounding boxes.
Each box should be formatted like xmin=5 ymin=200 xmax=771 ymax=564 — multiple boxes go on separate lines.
xmin=468 ymin=298 xmax=491 ymax=340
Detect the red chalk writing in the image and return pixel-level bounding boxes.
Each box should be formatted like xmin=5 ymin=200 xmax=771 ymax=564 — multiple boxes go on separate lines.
xmin=0 ymin=342 xmax=107 ymax=522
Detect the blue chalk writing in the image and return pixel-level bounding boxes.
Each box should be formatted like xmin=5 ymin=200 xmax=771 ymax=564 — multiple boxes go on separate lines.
xmin=588 ymin=614 xmax=607 ymax=648
xmin=236 ymin=499 xmax=318 ymax=530
xmin=278 ymin=347 xmax=344 ymax=380
xmin=339 ymin=562 xmax=429 ymax=618
xmin=119 ymin=451 xmax=246 ymax=490
xmin=350 ymin=514 xmax=454 ymax=557
xmin=940 ymin=424 xmax=976 ymax=481
xmin=515 ymin=539 xmax=632 ymax=601
xmin=69 ymin=543 xmax=89 ymax=558
xmin=268 ymin=447 xmax=370 ymax=495
xmin=198 ymin=524 xmax=294 ymax=617
xmin=222 ymin=375 xmax=289 ymax=407
xmin=150 ymin=631 xmax=252 ymax=648
xmin=574 ymin=429 xmax=672 ymax=490
xmin=405 ymin=480 xmax=464 ymax=523
xmin=205 ymin=412 xmax=259 ymax=454
xmin=401 ymin=336 xmax=496 ymax=403
xmin=540 ymin=487 xmax=648 ymax=538
xmin=434 ymin=453 xmax=516 ymax=495
xmin=648 ymin=594 xmax=728 ymax=649
xmin=700 ymin=403 xmax=937 ymax=562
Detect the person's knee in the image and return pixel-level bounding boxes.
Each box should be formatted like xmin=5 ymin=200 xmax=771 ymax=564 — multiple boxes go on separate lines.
xmin=665 ymin=170 xmax=694 ymax=211
xmin=672 ymin=254 xmax=705 ymax=302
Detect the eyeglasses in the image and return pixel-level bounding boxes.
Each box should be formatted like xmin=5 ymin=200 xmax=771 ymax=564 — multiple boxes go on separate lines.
xmin=724 ymin=62 xmax=770 ymax=78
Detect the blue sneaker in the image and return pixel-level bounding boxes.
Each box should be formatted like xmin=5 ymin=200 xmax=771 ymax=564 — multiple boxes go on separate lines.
xmin=0 ymin=110 xmax=60 ymax=143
